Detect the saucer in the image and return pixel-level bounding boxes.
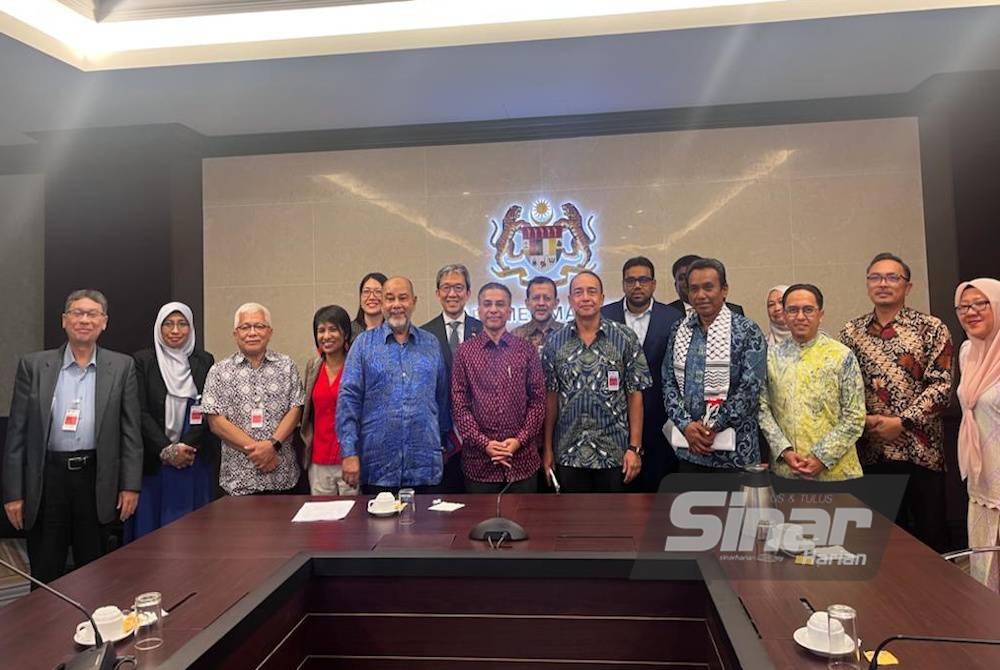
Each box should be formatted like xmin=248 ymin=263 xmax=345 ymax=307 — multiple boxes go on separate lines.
xmin=367 ymin=502 xmax=405 ymax=518
xmin=74 ymin=619 xmax=132 ymax=646
xmin=793 ymin=627 xmax=858 ymax=657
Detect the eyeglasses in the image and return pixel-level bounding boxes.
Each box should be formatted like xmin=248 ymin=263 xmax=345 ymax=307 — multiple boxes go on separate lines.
xmin=438 ymin=284 xmax=467 ymax=295
xmin=361 ymin=288 xmax=382 ymax=298
xmin=624 ymin=276 xmax=654 ymax=287
xmin=162 ymin=320 xmax=190 ymax=331
xmin=236 ymin=323 xmax=271 ymax=333
xmin=955 ymin=300 xmax=992 ymax=316
xmin=866 ymin=273 xmax=909 ymax=285
xmin=784 ymin=306 xmax=818 ymax=317
xmin=66 ymin=309 xmax=105 ymax=320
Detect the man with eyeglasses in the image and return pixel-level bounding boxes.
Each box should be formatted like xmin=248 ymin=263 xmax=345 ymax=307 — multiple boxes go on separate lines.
xmin=202 ymin=303 xmax=304 ymax=495
xmin=3 ymin=289 xmax=142 ymax=583
xmin=759 ymin=284 xmax=865 ymax=481
xmin=840 ymin=252 xmax=953 ymax=550
xmin=601 ymin=257 xmax=683 ymax=491
xmin=422 ymin=264 xmax=483 ymax=493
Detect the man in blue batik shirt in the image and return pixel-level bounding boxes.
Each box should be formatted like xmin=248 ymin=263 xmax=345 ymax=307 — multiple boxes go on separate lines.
xmin=663 ymin=258 xmax=767 ymax=471
xmin=336 ymin=276 xmax=451 ymax=494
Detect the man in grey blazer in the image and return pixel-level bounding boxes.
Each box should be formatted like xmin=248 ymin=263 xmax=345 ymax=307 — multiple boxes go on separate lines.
xmin=421 ymin=264 xmax=482 ymax=493
xmin=3 ymin=289 xmax=142 ymax=583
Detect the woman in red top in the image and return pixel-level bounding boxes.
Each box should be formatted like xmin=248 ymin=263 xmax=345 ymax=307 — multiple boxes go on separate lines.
xmin=300 ymin=305 xmax=357 ymax=495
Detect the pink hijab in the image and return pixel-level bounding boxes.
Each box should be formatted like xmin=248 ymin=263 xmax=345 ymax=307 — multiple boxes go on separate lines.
xmin=956 ymin=278 xmax=1000 ymax=483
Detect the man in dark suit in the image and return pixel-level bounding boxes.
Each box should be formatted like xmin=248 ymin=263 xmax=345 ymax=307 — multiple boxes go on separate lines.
xmin=421 ymin=264 xmax=482 ymax=492
xmin=3 ymin=289 xmax=142 ymax=583
xmin=667 ymin=254 xmax=744 ymax=316
xmin=602 ymin=257 xmax=683 ymax=492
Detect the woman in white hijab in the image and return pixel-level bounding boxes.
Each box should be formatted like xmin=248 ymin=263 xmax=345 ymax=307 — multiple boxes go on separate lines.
xmin=765 ymin=285 xmax=792 ymax=347
xmin=127 ymin=302 xmax=217 ymax=541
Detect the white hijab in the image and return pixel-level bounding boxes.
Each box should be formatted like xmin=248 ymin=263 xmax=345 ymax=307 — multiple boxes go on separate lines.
xmin=154 ymin=302 xmax=198 ymax=442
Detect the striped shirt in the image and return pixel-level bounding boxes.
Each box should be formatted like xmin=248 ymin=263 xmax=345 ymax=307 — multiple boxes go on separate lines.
xmin=542 ymin=319 xmax=651 ymax=469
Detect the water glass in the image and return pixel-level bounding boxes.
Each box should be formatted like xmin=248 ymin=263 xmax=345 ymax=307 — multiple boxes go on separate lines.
xmin=398 ymin=488 xmax=415 ymax=525
xmin=755 ymin=520 xmax=780 ymax=562
xmin=133 ymin=591 xmax=163 ymax=651
xmin=827 ymin=604 xmax=861 ymax=669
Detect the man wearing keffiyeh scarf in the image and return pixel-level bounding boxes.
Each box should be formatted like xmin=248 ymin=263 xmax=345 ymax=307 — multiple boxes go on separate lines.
xmin=663 ymin=259 xmax=767 ymax=471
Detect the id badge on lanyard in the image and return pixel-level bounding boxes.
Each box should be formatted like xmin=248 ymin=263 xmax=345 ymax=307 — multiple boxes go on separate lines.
xmin=62 ymin=399 xmax=81 ymax=432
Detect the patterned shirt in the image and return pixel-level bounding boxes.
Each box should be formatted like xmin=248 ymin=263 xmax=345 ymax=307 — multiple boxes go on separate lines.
xmin=839 ymin=307 xmax=953 ymax=471
xmin=664 ymin=311 xmax=767 ymax=470
xmin=202 ymin=350 xmax=304 ymax=495
xmin=759 ymin=334 xmax=866 ymax=481
xmin=451 ymin=331 xmax=546 ymax=483
xmin=542 ymin=319 xmax=651 ymax=469
xmin=336 ymin=323 xmax=450 ymax=488
xmin=513 ymin=317 xmax=564 ymax=353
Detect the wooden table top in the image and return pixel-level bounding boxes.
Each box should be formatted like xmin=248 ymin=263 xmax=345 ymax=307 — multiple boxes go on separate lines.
xmin=1 ymin=493 xmax=998 ymax=669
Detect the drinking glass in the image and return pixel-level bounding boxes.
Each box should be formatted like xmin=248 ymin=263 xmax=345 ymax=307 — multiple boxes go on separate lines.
xmin=827 ymin=604 xmax=861 ymax=669
xmin=134 ymin=591 xmax=163 ymax=651
xmin=398 ymin=488 xmax=415 ymax=525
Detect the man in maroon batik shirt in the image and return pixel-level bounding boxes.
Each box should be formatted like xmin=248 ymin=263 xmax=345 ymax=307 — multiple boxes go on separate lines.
xmin=451 ymin=282 xmax=546 ymax=493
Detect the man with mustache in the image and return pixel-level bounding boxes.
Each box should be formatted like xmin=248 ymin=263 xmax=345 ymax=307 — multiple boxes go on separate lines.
xmin=840 ymin=252 xmax=953 ymax=551
xmin=513 ymin=276 xmax=564 ymax=353
xmin=664 ymin=258 xmax=767 ymax=472
xmin=601 ymin=257 xmax=683 ymax=491
xmin=338 ymin=276 xmax=451 ymax=493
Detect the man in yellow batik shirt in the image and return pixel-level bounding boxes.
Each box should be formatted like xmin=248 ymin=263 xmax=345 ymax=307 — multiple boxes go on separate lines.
xmin=759 ymin=284 xmax=865 ymax=481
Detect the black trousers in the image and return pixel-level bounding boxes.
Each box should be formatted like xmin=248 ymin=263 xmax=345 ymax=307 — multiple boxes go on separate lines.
xmin=865 ymin=461 xmax=948 ymax=552
xmin=26 ymin=451 xmax=108 ymax=585
xmin=438 ymin=451 xmax=465 ymax=494
xmin=463 ymin=475 xmax=538 ymax=494
xmin=361 ymin=484 xmax=439 ymax=496
xmin=555 ymin=465 xmax=626 ymax=493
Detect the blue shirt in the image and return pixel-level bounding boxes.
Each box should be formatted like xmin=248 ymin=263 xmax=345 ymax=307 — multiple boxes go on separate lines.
xmin=336 ymin=323 xmax=451 ymax=487
xmin=48 ymin=346 xmax=97 ymax=452
xmin=663 ymin=311 xmax=767 ymax=469
xmin=542 ymin=319 xmax=651 ymax=469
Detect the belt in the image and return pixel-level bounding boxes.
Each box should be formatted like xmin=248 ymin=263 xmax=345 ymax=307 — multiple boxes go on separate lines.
xmin=47 ymin=450 xmax=96 ymax=471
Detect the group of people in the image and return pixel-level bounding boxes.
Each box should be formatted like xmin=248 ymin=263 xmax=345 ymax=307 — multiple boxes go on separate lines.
xmin=2 ymin=254 xmax=998 ymax=592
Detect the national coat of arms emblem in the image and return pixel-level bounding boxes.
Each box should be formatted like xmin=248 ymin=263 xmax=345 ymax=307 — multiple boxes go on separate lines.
xmin=488 ymin=199 xmax=597 ymax=286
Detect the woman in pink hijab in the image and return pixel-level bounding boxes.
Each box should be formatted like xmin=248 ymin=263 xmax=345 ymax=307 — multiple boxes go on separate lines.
xmin=955 ymin=277 xmax=1000 ymax=591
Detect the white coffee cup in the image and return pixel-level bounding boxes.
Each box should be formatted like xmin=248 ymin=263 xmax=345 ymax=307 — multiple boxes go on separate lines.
xmin=367 ymin=492 xmax=396 ymax=514
xmin=806 ymin=611 xmax=844 ymax=648
xmin=90 ymin=605 xmax=125 ymax=641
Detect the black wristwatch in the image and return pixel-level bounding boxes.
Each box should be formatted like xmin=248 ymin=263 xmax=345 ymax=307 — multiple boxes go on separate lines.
xmin=269 ymin=437 xmax=282 ymax=451
xmin=627 ymin=445 xmax=644 ymax=457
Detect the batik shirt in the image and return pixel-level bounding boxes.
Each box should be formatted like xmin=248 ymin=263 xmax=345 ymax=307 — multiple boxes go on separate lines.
xmin=336 ymin=323 xmax=450 ymax=488
xmin=664 ymin=311 xmax=767 ymax=470
xmin=514 ymin=317 xmax=563 ymax=353
xmin=839 ymin=307 xmax=953 ymax=471
xmin=759 ymin=334 xmax=865 ymax=481
xmin=542 ymin=319 xmax=651 ymax=469
xmin=202 ymin=350 xmax=304 ymax=495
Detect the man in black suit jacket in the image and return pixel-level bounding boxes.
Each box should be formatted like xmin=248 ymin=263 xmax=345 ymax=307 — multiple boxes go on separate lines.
xmin=602 ymin=257 xmax=683 ymax=492
xmin=3 ymin=290 xmax=142 ymax=583
xmin=421 ymin=264 xmax=482 ymax=493
xmin=667 ymin=254 xmax=744 ymax=316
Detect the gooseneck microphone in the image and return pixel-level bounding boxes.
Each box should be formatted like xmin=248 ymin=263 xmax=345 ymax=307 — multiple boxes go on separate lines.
xmin=469 ymin=467 xmax=529 ymax=544
xmin=0 ymin=556 xmax=117 ymax=670
xmin=868 ymin=634 xmax=1000 ymax=669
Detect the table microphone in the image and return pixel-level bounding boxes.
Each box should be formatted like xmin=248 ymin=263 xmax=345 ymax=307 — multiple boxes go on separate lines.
xmin=868 ymin=634 xmax=1000 ymax=669
xmin=469 ymin=467 xmax=528 ymax=543
xmin=0 ymin=556 xmax=117 ymax=670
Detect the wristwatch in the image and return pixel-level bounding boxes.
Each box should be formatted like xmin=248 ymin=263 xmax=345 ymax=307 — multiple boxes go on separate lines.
xmin=627 ymin=445 xmax=644 ymax=457
xmin=269 ymin=437 xmax=282 ymax=451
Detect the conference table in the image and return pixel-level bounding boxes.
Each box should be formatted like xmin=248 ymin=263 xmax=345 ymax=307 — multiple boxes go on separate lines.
xmin=1 ymin=492 xmax=999 ymax=669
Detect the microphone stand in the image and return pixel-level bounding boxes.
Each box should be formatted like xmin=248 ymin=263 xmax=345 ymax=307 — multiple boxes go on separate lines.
xmin=469 ymin=463 xmax=528 ymax=545
xmin=0 ymin=556 xmax=118 ymax=670
xmin=869 ymin=634 xmax=1000 ymax=669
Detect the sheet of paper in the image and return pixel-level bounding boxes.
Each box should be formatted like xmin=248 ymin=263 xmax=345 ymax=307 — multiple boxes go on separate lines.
xmin=428 ymin=501 xmax=465 ymax=512
xmin=291 ymin=500 xmax=355 ymax=522
xmin=669 ymin=424 xmax=736 ymax=451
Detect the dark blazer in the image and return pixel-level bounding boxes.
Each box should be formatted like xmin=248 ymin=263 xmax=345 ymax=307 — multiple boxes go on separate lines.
xmin=601 ymin=299 xmax=684 ymax=488
xmin=132 ymin=348 xmax=217 ymax=477
xmin=421 ymin=313 xmax=483 ymax=373
xmin=666 ymin=299 xmax=744 ymax=316
xmin=2 ymin=345 xmax=143 ymax=529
